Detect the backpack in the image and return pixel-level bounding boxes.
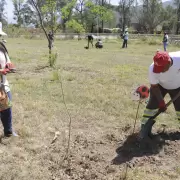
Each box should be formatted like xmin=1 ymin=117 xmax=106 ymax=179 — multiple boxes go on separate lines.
xmin=0 ymin=43 xmax=11 ymax=111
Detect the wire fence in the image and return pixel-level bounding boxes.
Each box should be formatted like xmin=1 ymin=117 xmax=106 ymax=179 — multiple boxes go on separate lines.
xmin=6 ymin=33 xmax=180 ymax=45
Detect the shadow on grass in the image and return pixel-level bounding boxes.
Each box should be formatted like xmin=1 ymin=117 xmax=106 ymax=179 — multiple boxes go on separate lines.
xmin=112 ymin=131 xmax=180 ymax=165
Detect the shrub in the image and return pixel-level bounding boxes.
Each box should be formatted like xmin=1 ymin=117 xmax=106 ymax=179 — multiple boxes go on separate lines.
xmin=112 ymin=28 xmax=120 ymax=33
xmin=140 ymin=36 xmax=148 ymax=42
xmin=103 ymin=28 xmax=112 ymax=33
xmin=148 ymin=38 xmax=162 ymax=45
xmin=49 ymin=52 xmax=58 ymax=67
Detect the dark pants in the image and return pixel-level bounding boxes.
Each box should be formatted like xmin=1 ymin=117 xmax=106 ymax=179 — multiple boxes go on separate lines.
xmin=0 ymin=91 xmax=12 ymax=136
xmin=141 ymin=85 xmax=180 ymax=125
xmin=87 ymin=39 xmax=93 ymax=48
xmin=96 ymin=45 xmax=103 ymax=49
xmin=163 ymin=42 xmax=168 ymax=51
xmin=146 ymin=85 xmax=180 ymax=112
xmin=122 ymin=39 xmax=127 ymax=48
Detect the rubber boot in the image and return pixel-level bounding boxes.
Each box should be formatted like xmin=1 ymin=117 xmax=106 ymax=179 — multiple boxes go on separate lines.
xmin=139 ymin=119 xmax=156 ymax=139
xmin=148 ymin=120 xmax=156 ymax=138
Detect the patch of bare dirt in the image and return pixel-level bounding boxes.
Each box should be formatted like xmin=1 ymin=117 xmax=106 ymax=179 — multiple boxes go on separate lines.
xmin=112 ymin=130 xmax=180 ymax=176
xmin=43 ymin=129 xmax=180 ymax=179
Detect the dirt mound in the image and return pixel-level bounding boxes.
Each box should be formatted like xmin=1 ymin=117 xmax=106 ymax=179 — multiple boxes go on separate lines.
xmin=112 ymin=130 xmax=180 ymax=171
xmin=45 ymin=130 xmax=180 ymax=179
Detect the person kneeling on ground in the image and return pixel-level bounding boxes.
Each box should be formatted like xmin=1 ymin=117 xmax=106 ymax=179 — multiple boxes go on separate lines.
xmin=139 ymin=51 xmax=180 ymax=139
xmin=95 ymin=39 xmax=103 ymax=49
xmin=0 ymin=22 xmax=17 ymax=137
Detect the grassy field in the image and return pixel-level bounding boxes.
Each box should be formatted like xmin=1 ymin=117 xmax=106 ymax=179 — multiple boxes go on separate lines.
xmin=1 ymin=37 xmax=180 ymax=180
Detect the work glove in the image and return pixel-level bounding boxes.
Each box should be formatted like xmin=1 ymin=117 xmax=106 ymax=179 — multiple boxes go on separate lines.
xmin=5 ymin=63 xmax=15 ymax=70
xmin=0 ymin=68 xmax=10 ymax=75
xmin=158 ymin=99 xmax=167 ymax=112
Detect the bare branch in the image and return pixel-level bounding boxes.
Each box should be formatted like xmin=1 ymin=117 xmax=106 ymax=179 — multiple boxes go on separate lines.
xmin=30 ymin=0 xmax=49 ymax=42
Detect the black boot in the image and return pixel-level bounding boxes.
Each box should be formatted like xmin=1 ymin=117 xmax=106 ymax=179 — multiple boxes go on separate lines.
xmin=139 ymin=119 xmax=156 ymax=139
xmin=148 ymin=120 xmax=156 ymax=138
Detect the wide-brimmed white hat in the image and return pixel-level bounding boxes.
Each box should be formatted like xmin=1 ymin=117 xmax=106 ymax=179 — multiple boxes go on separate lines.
xmin=0 ymin=22 xmax=7 ymax=36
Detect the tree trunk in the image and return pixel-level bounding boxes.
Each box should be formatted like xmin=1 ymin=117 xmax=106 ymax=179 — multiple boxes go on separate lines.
xmin=101 ymin=0 xmax=104 ymax=32
xmin=176 ymin=3 xmax=180 ymax=35
xmin=150 ymin=29 xmax=154 ymax=34
xmin=101 ymin=20 xmax=104 ymax=33
xmin=122 ymin=15 xmax=126 ymax=32
xmin=48 ymin=39 xmax=52 ymax=66
xmin=91 ymin=23 xmax=94 ymax=33
xmin=176 ymin=24 xmax=179 ymax=35
xmin=62 ymin=19 xmax=67 ymax=33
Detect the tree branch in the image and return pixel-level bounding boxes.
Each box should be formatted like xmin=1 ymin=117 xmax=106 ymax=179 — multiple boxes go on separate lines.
xmin=30 ymin=0 xmax=49 ymax=42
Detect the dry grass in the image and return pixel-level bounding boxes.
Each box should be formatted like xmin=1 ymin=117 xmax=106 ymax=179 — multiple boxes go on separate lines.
xmin=0 ymin=37 xmax=180 ymax=180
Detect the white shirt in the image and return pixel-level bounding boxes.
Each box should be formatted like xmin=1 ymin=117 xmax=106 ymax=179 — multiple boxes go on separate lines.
xmin=0 ymin=46 xmax=11 ymax=92
xmin=98 ymin=40 xmax=103 ymax=46
xmin=166 ymin=34 xmax=169 ymax=40
xmin=149 ymin=51 xmax=180 ymax=90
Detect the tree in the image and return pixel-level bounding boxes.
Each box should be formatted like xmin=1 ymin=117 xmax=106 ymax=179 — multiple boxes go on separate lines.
xmin=174 ymin=0 xmax=180 ymax=34
xmin=74 ymin=0 xmax=86 ymax=24
xmin=162 ymin=5 xmax=176 ymax=33
xmin=60 ymin=0 xmax=77 ymax=33
xmin=84 ymin=0 xmax=113 ymax=33
xmin=0 ymin=0 xmax=7 ymax=24
xmin=99 ymin=0 xmax=113 ymax=32
xmin=30 ymin=0 xmax=60 ymax=65
xmin=142 ymin=0 xmax=165 ymax=33
xmin=72 ymin=0 xmax=114 ymax=32
xmin=66 ymin=19 xmax=85 ymax=34
xmin=41 ymin=0 xmax=60 ymax=33
xmin=12 ymin=0 xmax=35 ymax=27
xmin=117 ymin=0 xmax=135 ymax=32
xmin=12 ymin=0 xmax=24 ymax=26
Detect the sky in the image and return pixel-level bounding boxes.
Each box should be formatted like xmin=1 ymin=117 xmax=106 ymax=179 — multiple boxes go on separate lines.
xmin=6 ymin=0 xmax=170 ymax=23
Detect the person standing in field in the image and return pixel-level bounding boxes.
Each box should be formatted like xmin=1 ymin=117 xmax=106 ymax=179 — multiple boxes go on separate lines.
xmin=122 ymin=30 xmax=128 ymax=48
xmin=162 ymin=32 xmax=168 ymax=51
xmin=0 ymin=22 xmax=17 ymax=137
xmin=85 ymin=34 xmax=94 ymax=49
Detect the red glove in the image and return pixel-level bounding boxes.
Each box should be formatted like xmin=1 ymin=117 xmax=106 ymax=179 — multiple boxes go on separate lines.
xmin=5 ymin=63 xmax=15 ymax=70
xmin=159 ymin=100 xmax=167 ymax=112
xmin=0 ymin=68 xmax=10 ymax=75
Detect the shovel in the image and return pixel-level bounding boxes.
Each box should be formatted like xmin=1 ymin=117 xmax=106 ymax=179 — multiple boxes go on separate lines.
xmin=148 ymin=90 xmax=180 ymax=121
xmin=140 ymin=90 xmax=180 ymax=139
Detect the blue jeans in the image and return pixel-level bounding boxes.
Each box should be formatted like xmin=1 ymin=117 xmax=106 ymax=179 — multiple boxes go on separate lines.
xmin=0 ymin=91 xmax=12 ymax=136
xmin=163 ymin=42 xmax=168 ymax=51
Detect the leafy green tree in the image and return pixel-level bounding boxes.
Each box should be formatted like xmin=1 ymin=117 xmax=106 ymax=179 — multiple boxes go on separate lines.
xmin=133 ymin=0 xmax=165 ymax=33
xmin=41 ymin=0 xmax=60 ymax=33
xmin=12 ymin=0 xmax=24 ymax=26
xmin=117 ymin=0 xmax=135 ymax=32
xmin=162 ymin=5 xmax=176 ymax=33
xmin=99 ymin=0 xmax=113 ymax=32
xmin=30 ymin=0 xmax=60 ymax=65
xmin=174 ymin=0 xmax=180 ymax=34
xmin=74 ymin=0 xmax=86 ymax=24
xmin=60 ymin=0 xmax=77 ymax=32
xmin=66 ymin=19 xmax=85 ymax=33
xmin=84 ymin=0 xmax=113 ymax=32
xmin=142 ymin=0 xmax=164 ymax=33
xmin=0 ymin=0 xmax=7 ymax=24
xmin=12 ymin=0 xmax=35 ymax=26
